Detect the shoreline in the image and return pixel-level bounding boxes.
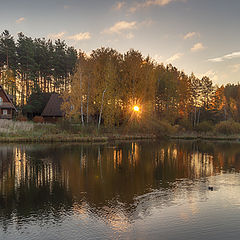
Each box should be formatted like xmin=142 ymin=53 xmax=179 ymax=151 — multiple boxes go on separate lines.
xmin=0 ymin=133 xmax=239 ymax=143
xmin=170 ymin=134 xmax=240 ymax=141
xmin=0 ymin=134 xmax=157 ymax=143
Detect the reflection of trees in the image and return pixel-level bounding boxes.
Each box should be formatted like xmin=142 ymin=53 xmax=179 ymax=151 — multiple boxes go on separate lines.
xmin=0 ymin=141 xmax=240 ymax=229
xmin=0 ymin=144 xmax=73 ymax=230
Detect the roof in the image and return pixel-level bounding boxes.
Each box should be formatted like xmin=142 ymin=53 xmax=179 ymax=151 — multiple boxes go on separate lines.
xmin=0 ymin=102 xmax=15 ymax=109
xmin=0 ymin=86 xmax=17 ymax=111
xmin=23 ymin=92 xmax=52 ymax=114
xmin=41 ymin=93 xmax=64 ymax=117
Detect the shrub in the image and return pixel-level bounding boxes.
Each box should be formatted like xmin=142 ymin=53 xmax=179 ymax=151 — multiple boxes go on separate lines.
xmin=195 ymin=121 xmax=213 ymax=133
xmin=16 ymin=115 xmax=28 ymax=122
xmin=214 ymin=120 xmax=240 ymax=135
xmin=33 ymin=116 xmax=44 ymax=123
xmin=57 ymin=119 xmax=72 ymax=132
xmin=33 ymin=122 xmax=59 ymax=135
xmin=153 ymin=120 xmax=177 ymax=137
xmin=178 ymin=118 xmax=193 ymax=131
xmin=56 ymin=119 xmax=82 ymax=134
xmin=122 ymin=116 xmax=176 ymax=136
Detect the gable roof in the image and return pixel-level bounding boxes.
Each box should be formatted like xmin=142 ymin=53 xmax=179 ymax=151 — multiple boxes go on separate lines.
xmin=41 ymin=93 xmax=64 ymax=117
xmin=0 ymin=85 xmax=17 ymax=111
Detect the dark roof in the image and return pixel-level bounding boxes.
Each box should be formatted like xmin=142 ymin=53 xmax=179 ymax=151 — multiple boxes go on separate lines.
xmin=41 ymin=93 xmax=64 ymax=117
xmin=0 ymin=86 xmax=17 ymax=111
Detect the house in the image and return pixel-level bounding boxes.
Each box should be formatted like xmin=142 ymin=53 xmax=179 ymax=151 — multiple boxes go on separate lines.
xmin=41 ymin=93 xmax=64 ymax=123
xmin=0 ymin=85 xmax=17 ymax=119
xmin=23 ymin=92 xmax=52 ymax=119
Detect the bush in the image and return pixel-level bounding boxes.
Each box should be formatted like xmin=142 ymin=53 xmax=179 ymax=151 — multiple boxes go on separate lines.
xmin=153 ymin=120 xmax=176 ymax=137
xmin=178 ymin=118 xmax=193 ymax=131
xmin=122 ymin=116 xmax=176 ymax=136
xmin=16 ymin=115 xmax=28 ymax=122
xmin=214 ymin=120 xmax=240 ymax=135
xmin=195 ymin=121 xmax=213 ymax=133
xmin=56 ymin=119 xmax=82 ymax=134
xmin=57 ymin=119 xmax=72 ymax=131
xmin=33 ymin=116 xmax=44 ymax=123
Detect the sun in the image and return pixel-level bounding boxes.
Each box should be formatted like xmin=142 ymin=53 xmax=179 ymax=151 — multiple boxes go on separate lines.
xmin=133 ymin=105 xmax=140 ymax=112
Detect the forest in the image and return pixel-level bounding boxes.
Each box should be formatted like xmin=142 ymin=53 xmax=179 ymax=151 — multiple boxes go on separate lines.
xmin=1 ymin=30 xmax=240 ymax=133
xmin=0 ymin=30 xmax=77 ymax=106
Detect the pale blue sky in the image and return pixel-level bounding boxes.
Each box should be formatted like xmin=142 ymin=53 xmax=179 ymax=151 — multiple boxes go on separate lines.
xmin=1 ymin=0 xmax=240 ymax=85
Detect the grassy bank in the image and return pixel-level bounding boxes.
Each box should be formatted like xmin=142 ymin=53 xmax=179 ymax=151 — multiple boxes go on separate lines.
xmin=0 ymin=120 xmax=156 ymax=143
xmin=170 ymin=120 xmax=240 ymax=141
xmin=1 ymin=119 xmax=240 ymax=143
xmin=0 ymin=135 xmax=155 ymax=143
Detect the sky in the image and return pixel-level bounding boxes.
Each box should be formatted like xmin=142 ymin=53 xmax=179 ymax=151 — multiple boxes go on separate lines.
xmin=1 ymin=0 xmax=240 ymax=85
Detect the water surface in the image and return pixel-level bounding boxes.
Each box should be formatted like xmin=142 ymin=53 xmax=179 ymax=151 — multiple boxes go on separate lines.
xmin=0 ymin=140 xmax=240 ymax=239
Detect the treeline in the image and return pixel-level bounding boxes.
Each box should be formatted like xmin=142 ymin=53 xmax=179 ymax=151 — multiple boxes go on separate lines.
xmin=1 ymin=30 xmax=240 ymax=129
xmin=0 ymin=30 xmax=77 ymax=106
xmin=63 ymin=47 xmax=240 ymax=129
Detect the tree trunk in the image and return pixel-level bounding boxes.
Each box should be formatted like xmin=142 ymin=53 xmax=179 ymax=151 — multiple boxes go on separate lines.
xmin=80 ymin=72 xmax=84 ymax=127
xmin=197 ymin=108 xmax=201 ymax=125
xmin=86 ymin=81 xmax=90 ymax=125
xmin=224 ymin=106 xmax=227 ymax=121
xmin=80 ymin=96 xmax=84 ymax=126
xmin=98 ymin=88 xmax=107 ymax=129
xmin=194 ymin=106 xmax=197 ymax=127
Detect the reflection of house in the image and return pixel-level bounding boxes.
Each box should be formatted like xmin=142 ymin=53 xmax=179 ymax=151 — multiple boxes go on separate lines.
xmin=41 ymin=93 xmax=64 ymax=123
xmin=0 ymin=85 xmax=17 ymax=119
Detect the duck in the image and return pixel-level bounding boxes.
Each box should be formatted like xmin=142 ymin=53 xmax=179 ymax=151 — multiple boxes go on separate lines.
xmin=208 ymin=186 xmax=213 ymax=191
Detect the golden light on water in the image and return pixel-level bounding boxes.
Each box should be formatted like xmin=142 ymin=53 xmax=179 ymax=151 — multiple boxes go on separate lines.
xmin=133 ymin=105 xmax=140 ymax=112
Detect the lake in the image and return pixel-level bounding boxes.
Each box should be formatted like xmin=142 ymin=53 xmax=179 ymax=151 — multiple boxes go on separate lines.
xmin=0 ymin=140 xmax=240 ymax=240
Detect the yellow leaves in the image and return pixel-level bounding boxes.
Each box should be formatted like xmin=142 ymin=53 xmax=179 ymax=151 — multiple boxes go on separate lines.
xmin=211 ymin=86 xmax=227 ymax=111
xmin=1 ymin=68 xmax=16 ymax=85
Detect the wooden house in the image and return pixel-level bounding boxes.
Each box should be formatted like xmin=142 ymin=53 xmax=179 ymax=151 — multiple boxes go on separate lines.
xmin=0 ymin=85 xmax=17 ymax=119
xmin=41 ymin=93 xmax=64 ymax=123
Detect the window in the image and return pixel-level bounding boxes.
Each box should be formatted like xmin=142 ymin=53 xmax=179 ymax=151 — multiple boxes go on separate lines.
xmin=0 ymin=97 xmax=2 ymax=105
xmin=3 ymin=110 xmax=7 ymax=115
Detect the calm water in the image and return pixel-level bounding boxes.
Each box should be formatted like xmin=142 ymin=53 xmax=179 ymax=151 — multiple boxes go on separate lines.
xmin=0 ymin=140 xmax=240 ymax=240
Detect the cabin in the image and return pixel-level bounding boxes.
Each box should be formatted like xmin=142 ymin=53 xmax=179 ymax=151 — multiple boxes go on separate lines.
xmin=41 ymin=93 xmax=64 ymax=123
xmin=23 ymin=92 xmax=52 ymax=120
xmin=0 ymin=85 xmax=17 ymax=119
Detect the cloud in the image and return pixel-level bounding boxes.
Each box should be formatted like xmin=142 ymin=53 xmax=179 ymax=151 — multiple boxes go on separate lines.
xmin=231 ymin=64 xmax=240 ymax=73
xmin=48 ymin=32 xmax=66 ymax=39
xmin=153 ymin=54 xmax=162 ymax=63
xmin=208 ymin=51 xmax=240 ymax=62
xmin=126 ymin=33 xmax=134 ymax=39
xmin=208 ymin=57 xmax=223 ymax=63
xmin=68 ymin=32 xmax=91 ymax=41
xmin=191 ymin=42 xmax=205 ymax=52
xmin=166 ymin=53 xmax=183 ymax=62
xmin=113 ymin=2 xmax=125 ymax=10
xmin=202 ymin=69 xmax=218 ymax=82
xmin=129 ymin=0 xmax=186 ymax=13
xmin=184 ymin=32 xmax=198 ymax=40
xmin=16 ymin=17 xmax=25 ymax=24
xmin=139 ymin=19 xmax=154 ymax=27
xmin=103 ymin=21 xmax=137 ymax=34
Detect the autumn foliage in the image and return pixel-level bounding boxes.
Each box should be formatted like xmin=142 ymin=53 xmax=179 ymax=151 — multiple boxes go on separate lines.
xmin=62 ymin=47 xmax=231 ymax=130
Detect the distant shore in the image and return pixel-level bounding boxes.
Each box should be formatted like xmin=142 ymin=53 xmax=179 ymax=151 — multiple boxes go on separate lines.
xmin=0 ymin=134 xmax=156 ymax=143
xmin=0 ymin=133 xmax=240 ymax=143
xmin=170 ymin=134 xmax=240 ymax=141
